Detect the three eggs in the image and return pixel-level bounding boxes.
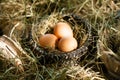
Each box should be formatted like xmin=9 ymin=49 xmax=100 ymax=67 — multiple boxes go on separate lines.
xmin=39 ymin=22 xmax=78 ymax=52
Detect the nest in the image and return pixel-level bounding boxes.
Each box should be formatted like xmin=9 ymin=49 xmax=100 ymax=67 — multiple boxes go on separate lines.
xmin=21 ymin=13 xmax=93 ymax=64
xmin=98 ymin=28 xmax=120 ymax=78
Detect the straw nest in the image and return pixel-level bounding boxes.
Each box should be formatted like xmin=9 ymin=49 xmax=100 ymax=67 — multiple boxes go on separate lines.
xmin=98 ymin=28 xmax=120 ymax=78
xmin=20 ymin=13 xmax=94 ymax=64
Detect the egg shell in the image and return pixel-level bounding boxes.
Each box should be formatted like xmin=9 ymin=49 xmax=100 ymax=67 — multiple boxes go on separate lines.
xmin=39 ymin=34 xmax=58 ymax=49
xmin=58 ymin=37 xmax=78 ymax=52
xmin=54 ymin=22 xmax=73 ymax=39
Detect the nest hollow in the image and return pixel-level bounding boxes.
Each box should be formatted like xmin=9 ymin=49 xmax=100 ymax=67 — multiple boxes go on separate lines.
xmin=21 ymin=14 xmax=93 ymax=64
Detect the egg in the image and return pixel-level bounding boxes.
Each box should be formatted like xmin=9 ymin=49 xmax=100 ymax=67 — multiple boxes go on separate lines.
xmin=54 ymin=22 xmax=73 ymax=38
xmin=58 ymin=37 xmax=78 ymax=52
xmin=39 ymin=34 xmax=58 ymax=49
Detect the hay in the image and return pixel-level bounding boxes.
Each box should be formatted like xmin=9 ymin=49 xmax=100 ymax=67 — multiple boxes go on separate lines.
xmin=2 ymin=0 xmax=120 ymax=79
xmin=98 ymin=25 xmax=120 ymax=79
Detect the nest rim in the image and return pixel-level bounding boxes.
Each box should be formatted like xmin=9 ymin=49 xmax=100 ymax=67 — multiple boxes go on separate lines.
xmin=21 ymin=13 xmax=93 ymax=64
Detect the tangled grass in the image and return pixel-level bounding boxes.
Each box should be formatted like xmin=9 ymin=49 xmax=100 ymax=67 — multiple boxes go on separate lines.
xmin=0 ymin=0 xmax=120 ymax=80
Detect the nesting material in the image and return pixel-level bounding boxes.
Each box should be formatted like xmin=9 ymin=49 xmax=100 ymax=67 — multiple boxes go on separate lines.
xmin=98 ymin=29 xmax=120 ymax=78
xmin=21 ymin=13 xmax=92 ymax=64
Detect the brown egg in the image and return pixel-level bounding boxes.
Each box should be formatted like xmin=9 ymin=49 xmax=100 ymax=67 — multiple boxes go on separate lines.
xmin=39 ymin=34 xmax=58 ymax=49
xmin=54 ymin=22 xmax=73 ymax=38
xmin=58 ymin=37 xmax=78 ymax=52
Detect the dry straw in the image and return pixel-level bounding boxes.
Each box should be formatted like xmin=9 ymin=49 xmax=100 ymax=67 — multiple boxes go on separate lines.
xmin=0 ymin=0 xmax=110 ymax=79
xmin=98 ymin=27 xmax=120 ymax=79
